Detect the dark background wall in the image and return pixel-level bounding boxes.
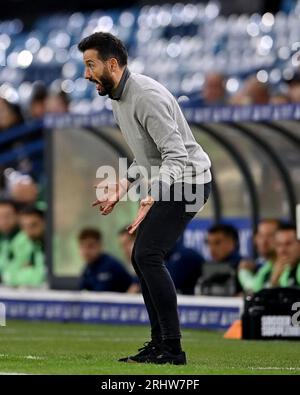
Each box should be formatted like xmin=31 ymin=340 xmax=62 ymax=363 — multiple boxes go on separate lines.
xmin=1 ymin=0 xmax=136 ymax=20
xmin=0 ymin=0 xmax=286 ymax=20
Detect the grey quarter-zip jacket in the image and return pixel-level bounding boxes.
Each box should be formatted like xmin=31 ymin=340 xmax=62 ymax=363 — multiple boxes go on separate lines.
xmin=111 ymin=70 xmax=212 ymax=199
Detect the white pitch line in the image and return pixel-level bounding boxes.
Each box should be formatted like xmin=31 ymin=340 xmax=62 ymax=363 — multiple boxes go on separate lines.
xmin=0 ymin=372 xmax=29 ymax=375
xmin=0 ymin=354 xmax=44 ymax=360
xmin=249 ymin=367 xmax=300 ymax=371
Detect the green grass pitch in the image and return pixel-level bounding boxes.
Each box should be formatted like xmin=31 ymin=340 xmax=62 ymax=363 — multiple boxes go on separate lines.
xmin=0 ymin=320 xmax=299 ymax=375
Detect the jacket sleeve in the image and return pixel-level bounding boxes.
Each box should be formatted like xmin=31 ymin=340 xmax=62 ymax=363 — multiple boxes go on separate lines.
xmin=135 ymin=91 xmax=188 ymax=200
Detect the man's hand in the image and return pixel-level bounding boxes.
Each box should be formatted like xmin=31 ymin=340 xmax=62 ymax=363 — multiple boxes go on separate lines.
xmin=127 ymin=196 xmax=154 ymax=234
xmin=92 ymin=178 xmax=129 ymax=215
xmin=270 ymin=257 xmax=288 ymax=287
xmin=238 ymin=259 xmax=256 ymax=272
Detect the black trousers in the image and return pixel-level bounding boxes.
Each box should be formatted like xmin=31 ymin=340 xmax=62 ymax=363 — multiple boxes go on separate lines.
xmin=131 ymin=181 xmax=211 ymax=341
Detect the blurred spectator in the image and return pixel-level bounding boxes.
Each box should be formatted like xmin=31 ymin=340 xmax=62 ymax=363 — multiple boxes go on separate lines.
xmin=118 ymin=226 xmax=140 ymax=293
xmin=1 ymin=206 xmax=46 ymax=288
xmin=239 ymin=219 xmax=280 ymax=271
xmin=0 ymin=199 xmax=18 ymax=239
xmin=0 ymin=96 xmax=43 ymax=192
xmin=0 ymin=98 xmax=38 ymax=195
xmin=254 ymin=219 xmax=280 ymax=266
xmin=273 ymin=223 xmax=300 ymax=287
xmin=28 ymin=82 xmax=48 ymax=119
xmin=270 ymin=93 xmax=290 ymax=105
xmin=231 ymin=75 xmax=270 ymax=105
xmin=244 ymin=76 xmax=270 ymax=104
xmin=45 ymin=90 xmax=70 ymax=113
xmin=207 ymin=224 xmax=242 ymax=268
xmin=0 ymin=98 xmax=24 ymax=131
xmin=9 ymin=175 xmax=39 ymax=207
xmin=1 ymin=168 xmax=41 ymax=209
xmin=229 ymin=92 xmax=251 ymax=105
xmin=238 ymin=223 xmax=300 ymax=293
xmin=202 ymin=73 xmax=227 ymax=106
xmin=206 ymin=223 xmax=244 ymax=294
xmin=0 ymin=199 xmax=23 ymax=279
xmin=78 ymin=228 xmax=133 ymax=292
xmin=284 ymin=72 xmax=300 ymax=103
xmin=238 ymin=219 xmax=280 ymax=292
xmin=165 ymin=235 xmax=204 ymax=295
xmin=0 ymin=98 xmax=24 ymax=190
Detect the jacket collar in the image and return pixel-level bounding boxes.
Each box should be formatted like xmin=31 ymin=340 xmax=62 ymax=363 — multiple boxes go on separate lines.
xmin=109 ymin=66 xmax=130 ymax=101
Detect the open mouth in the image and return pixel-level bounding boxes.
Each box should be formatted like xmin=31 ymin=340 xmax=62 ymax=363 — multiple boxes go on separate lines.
xmin=89 ymin=78 xmax=102 ymax=91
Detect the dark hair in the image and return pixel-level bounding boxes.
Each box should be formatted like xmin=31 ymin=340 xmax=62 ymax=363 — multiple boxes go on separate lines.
xmin=78 ymin=228 xmax=103 ymax=242
xmin=30 ymin=82 xmax=48 ymax=104
xmin=277 ymin=222 xmax=297 ymax=233
xmin=0 ymin=198 xmax=18 ymax=212
xmin=78 ymin=32 xmax=128 ymax=67
xmin=20 ymin=206 xmax=44 ymax=219
xmin=0 ymin=98 xmax=24 ymax=125
xmin=208 ymin=223 xmax=239 ymax=245
xmin=56 ymin=90 xmax=70 ymax=106
xmin=255 ymin=218 xmax=281 ymax=234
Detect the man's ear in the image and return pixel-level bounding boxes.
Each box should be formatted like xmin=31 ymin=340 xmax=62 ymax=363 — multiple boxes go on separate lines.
xmin=109 ymin=58 xmax=119 ymax=73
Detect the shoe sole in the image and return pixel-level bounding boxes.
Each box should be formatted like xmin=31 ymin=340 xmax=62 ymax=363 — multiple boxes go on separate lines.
xmin=145 ymin=360 xmax=186 ymax=365
xmin=118 ymin=347 xmax=159 ymax=363
xmin=118 ymin=357 xmax=186 ymax=365
xmin=145 ymin=352 xmax=187 ymax=365
xmin=118 ymin=357 xmax=147 ymax=363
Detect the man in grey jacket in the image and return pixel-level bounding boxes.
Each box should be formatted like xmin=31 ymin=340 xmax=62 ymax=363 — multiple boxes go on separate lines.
xmin=78 ymin=32 xmax=212 ymax=365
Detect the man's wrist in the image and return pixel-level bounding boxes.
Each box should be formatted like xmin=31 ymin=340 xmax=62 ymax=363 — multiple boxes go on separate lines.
xmin=142 ymin=195 xmax=155 ymax=205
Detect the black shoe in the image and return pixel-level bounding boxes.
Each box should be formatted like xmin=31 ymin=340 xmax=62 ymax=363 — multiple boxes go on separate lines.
xmin=144 ymin=343 xmax=187 ymax=365
xmin=118 ymin=340 xmax=160 ymax=363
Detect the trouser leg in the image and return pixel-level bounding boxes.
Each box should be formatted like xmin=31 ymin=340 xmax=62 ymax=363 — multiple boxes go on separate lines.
xmin=132 ymin=182 xmax=211 ymax=340
xmin=131 ymin=242 xmax=162 ymax=342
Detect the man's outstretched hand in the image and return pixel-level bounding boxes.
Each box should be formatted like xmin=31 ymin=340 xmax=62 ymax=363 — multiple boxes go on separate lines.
xmin=93 ymin=179 xmax=155 ymax=234
xmin=92 ymin=179 xmax=129 ymax=215
xmin=127 ymin=196 xmax=155 ymax=234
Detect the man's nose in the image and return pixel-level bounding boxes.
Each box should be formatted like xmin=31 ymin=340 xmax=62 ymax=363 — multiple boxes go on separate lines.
xmin=84 ymin=68 xmax=91 ymax=79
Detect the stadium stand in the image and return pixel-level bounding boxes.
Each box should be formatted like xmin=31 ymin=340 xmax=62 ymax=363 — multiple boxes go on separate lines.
xmin=1 ymin=2 xmax=300 ymax=113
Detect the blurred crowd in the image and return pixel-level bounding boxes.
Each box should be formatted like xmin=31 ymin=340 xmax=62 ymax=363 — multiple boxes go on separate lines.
xmin=0 ymin=83 xmax=70 ymax=207
xmin=198 ymin=70 xmax=300 ymax=106
xmin=1 ymin=69 xmax=299 ymax=137
xmin=0 ymin=196 xmax=299 ymax=296
xmin=1 ymin=68 xmax=299 ymax=141
xmin=0 ymin=82 xmax=70 ymax=132
xmin=1 ymin=67 xmax=299 ymax=201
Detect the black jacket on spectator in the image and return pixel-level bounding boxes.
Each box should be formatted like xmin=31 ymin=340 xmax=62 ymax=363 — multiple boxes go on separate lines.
xmin=79 ymin=253 xmax=133 ymax=292
xmin=165 ymin=240 xmax=204 ymax=295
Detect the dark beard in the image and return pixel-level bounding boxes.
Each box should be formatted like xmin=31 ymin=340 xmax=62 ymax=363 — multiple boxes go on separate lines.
xmin=98 ymin=74 xmax=114 ymax=96
xmin=89 ymin=73 xmax=114 ymax=97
